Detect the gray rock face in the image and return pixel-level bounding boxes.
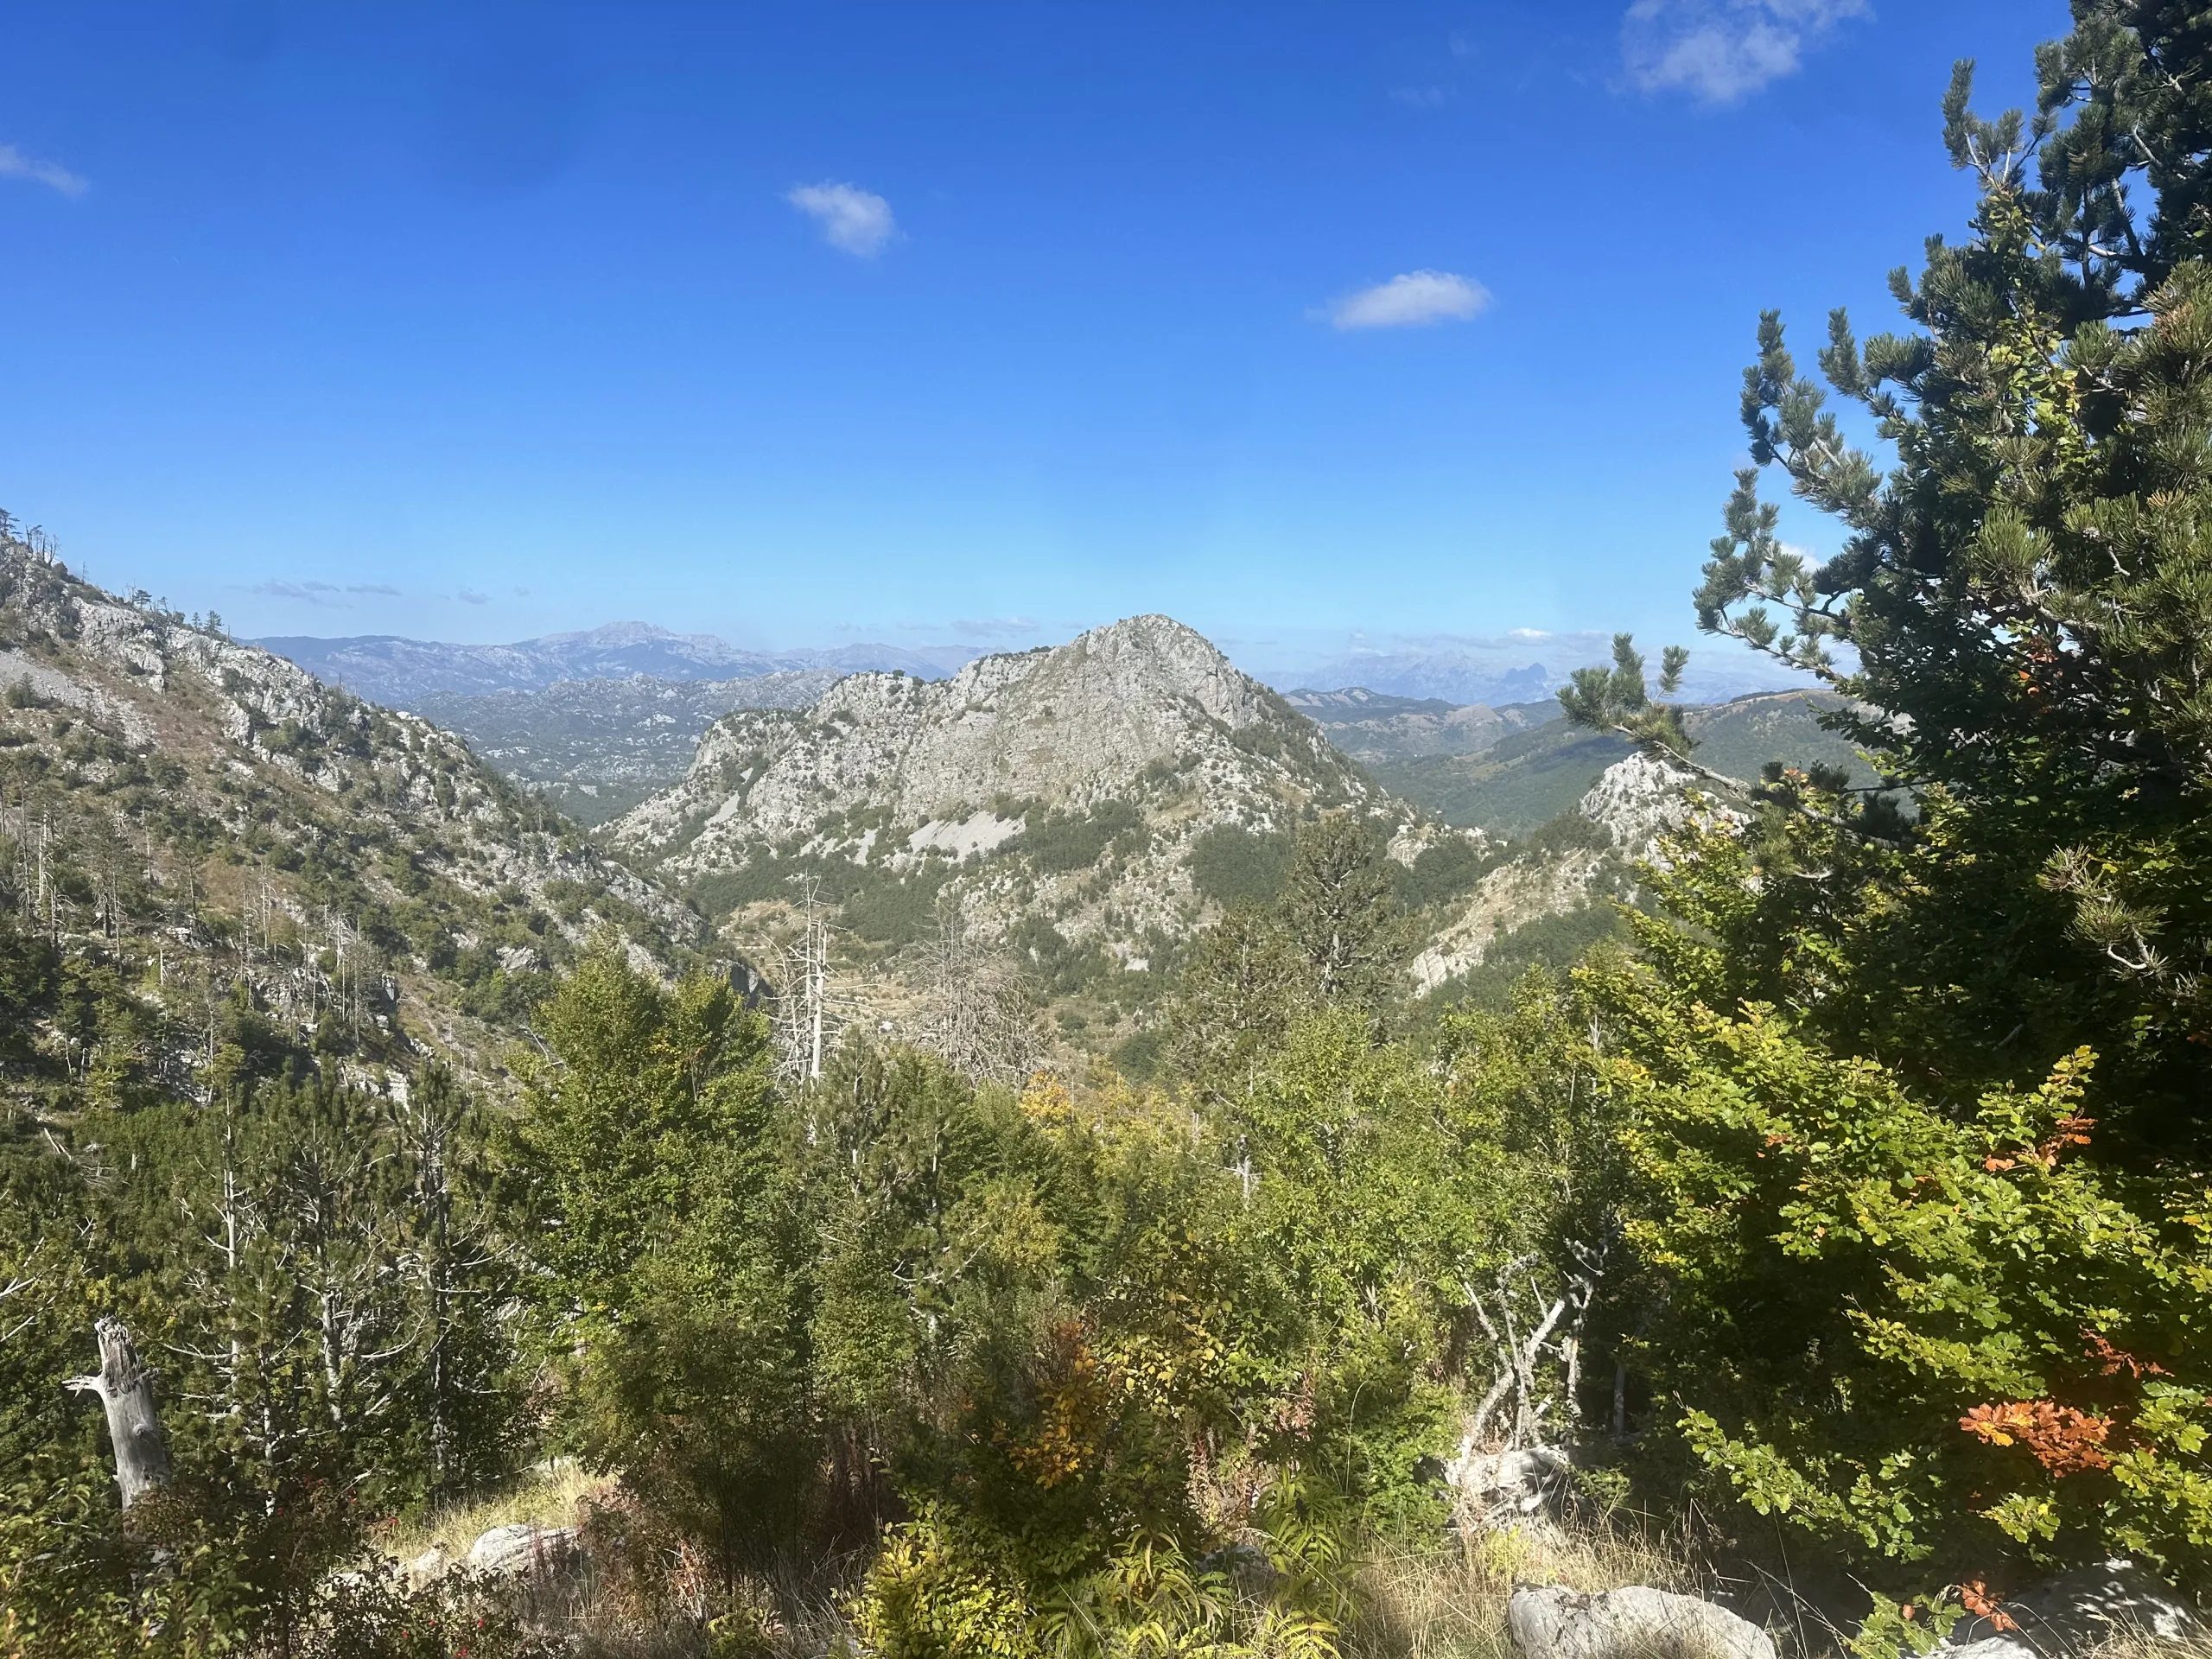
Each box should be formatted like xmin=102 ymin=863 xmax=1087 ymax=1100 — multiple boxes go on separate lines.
xmin=465 ymin=1522 xmax=581 ymax=1578
xmin=1576 ymin=753 xmax=1744 ymax=864
xmin=1936 ymin=1560 xmax=2201 ymax=1658
xmin=612 ymin=614 xmax=1385 ymax=954
xmin=0 ymin=539 xmax=702 ymax=1079
xmin=1509 ymin=1585 xmax=1776 ymax=1659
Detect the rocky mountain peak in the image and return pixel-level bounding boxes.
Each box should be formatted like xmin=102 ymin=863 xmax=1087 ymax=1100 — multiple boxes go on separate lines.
xmin=1577 ymin=751 xmax=1746 ymax=862
xmin=608 ymin=615 xmax=1386 ymax=978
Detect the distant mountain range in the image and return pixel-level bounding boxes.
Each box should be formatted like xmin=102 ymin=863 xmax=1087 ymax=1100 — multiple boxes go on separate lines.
xmin=415 ymin=670 xmax=847 ymax=827
xmin=253 ymin=622 xmax=980 ymax=707
xmin=1261 ymin=638 xmax=1809 ymax=708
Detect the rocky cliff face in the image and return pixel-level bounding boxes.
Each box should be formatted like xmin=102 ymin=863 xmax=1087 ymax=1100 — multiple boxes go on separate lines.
xmin=612 ymin=614 xmax=1386 ymax=957
xmin=0 ymin=538 xmax=702 ymax=1083
xmin=1575 ymin=751 xmax=1745 ymax=863
xmin=416 ymin=669 xmax=844 ymax=826
xmin=1408 ymin=751 xmax=1731 ymax=992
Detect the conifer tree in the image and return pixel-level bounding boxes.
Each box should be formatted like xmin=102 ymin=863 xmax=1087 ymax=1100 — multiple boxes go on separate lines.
xmin=1573 ymin=2 xmax=2212 ymax=1145
xmin=1561 ymin=2 xmax=2212 ymax=1607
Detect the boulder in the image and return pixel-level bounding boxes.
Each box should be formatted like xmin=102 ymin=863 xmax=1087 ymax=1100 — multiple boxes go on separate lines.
xmin=404 ymin=1545 xmax=448 ymax=1587
xmin=1509 ymin=1584 xmax=1777 ymax=1659
xmin=1936 ymin=1560 xmax=2200 ymax=1658
xmin=465 ymin=1522 xmax=580 ymax=1579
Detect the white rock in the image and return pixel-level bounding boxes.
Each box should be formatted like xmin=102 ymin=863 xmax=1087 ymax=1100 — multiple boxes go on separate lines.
xmin=1937 ymin=1560 xmax=2201 ymax=1656
xmin=1448 ymin=1444 xmax=1575 ymax=1531
xmin=404 ymin=1545 xmax=448 ymax=1586
xmin=1577 ymin=753 xmax=1744 ymax=865
xmin=465 ymin=1522 xmax=579 ymax=1578
xmin=1509 ymin=1584 xmax=1777 ymax=1659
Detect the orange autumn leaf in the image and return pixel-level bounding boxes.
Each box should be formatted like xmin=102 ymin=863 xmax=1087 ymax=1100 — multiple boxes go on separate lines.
xmin=1960 ymin=1401 xmax=2113 ymax=1474
xmin=2084 ymin=1329 xmax=2167 ymax=1379
xmin=1960 ymin=1580 xmax=2019 ymax=1632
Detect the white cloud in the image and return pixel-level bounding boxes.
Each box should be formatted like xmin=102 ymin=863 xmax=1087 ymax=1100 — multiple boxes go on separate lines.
xmin=1324 ymin=270 xmax=1491 ymax=331
xmin=0 ymin=143 xmax=87 ymax=198
xmin=246 ymin=579 xmax=403 ymax=607
xmin=951 ymin=616 xmax=1039 ymax=640
xmin=1508 ymin=626 xmax=1553 ymax=640
xmin=1622 ymin=0 xmax=1868 ymax=104
xmin=786 ymin=181 xmax=897 ymax=257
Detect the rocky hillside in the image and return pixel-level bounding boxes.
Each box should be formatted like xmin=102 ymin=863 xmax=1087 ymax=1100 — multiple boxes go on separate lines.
xmin=609 ymin=616 xmax=1425 ymax=1016
xmin=1283 ymin=686 xmax=1548 ymax=762
xmin=1408 ymin=750 xmax=1742 ymax=996
xmin=258 ymin=621 xmax=976 ymax=707
xmin=0 ymin=535 xmax=704 ymax=1090
xmin=416 ymin=670 xmax=842 ymax=826
xmin=1374 ymin=690 xmax=1868 ymax=836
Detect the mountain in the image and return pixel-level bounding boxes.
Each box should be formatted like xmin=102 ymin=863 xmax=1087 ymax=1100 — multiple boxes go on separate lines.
xmin=614 ymin=613 xmax=1377 ymax=893
xmin=415 ymin=670 xmax=844 ymax=827
xmin=253 ymin=622 xmax=978 ymax=708
xmin=1282 ymin=687 xmax=1548 ymax=762
xmin=607 ymin=615 xmax=1452 ymax=1051
xmin=1371 ymin=690 xmax=1872 ymax=837
xmin=1277 ymin=652 xmax=1558 ymax=707
xmin=1263 ymin=638 xmax=1812 ymax=709
xmin=0 ymin=537 xmax=705 ymax=1091
xmin=1408 ymin=751 xmax=1744 ymax=998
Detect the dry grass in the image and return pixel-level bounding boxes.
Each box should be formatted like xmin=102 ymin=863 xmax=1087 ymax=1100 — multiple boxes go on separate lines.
xmin=375 ymin=1458 xmax=615 ymax=1570
xmin=1345 ymin=1509 xmax=1726 ymax=1659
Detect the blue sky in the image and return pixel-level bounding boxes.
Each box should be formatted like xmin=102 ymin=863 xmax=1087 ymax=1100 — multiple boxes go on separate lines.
xmin=1 ymin=0 xmax=2056 ymax=677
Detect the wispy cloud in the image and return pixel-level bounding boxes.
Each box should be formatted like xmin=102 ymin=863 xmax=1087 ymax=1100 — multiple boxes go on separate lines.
xmin=1621 ymin=0 xmax=1868 ymax=104
xmin=1389 ymin=85 xmax=1452 ymax=110
xmin=246 ymin=579 xmax=403 ymax=607
xmin=950 ymin=616 xmax=1039 ymax=640
xmin=456 ymin=587 xmax=491 ymax=605
xmin=1323 ymin=270 xmax=1491 ymax=331
xmin=786 ymin=181 xmax=897 ymax=257
xmin=0 ymin=143 xmax=88 ymax=198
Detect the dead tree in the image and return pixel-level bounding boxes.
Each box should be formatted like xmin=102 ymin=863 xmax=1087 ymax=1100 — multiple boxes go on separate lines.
xmin=770 ymin=889 xmax=844 ymax=1087
xmin=913 ymin=912 xmax=1043 ymax=1087
xmin=66 ymin=1316 xmax=173 ymax=1509
xmin=1459 ymin=1232 xmax=1611 ymax=1452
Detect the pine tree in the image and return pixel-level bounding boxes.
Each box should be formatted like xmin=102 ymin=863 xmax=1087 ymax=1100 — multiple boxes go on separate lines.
xmin=1560 ymin=3 xmax=2212 ymax=1608
xmin=1572 ymin=3 xmax=2212 ymax=1147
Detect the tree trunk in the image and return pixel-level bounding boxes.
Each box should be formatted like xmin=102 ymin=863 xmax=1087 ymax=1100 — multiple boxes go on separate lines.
xmin=66 ymin=1316 xmax=173 ymax=1509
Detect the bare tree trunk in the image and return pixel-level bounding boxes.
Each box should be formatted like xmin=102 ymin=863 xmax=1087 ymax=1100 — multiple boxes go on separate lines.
xmin=66 ymin=1317 xmax=173 ymax=1509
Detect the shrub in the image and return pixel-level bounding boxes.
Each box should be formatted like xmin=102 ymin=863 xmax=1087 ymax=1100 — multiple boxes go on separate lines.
xmin=1188 ymin=823 xmax=1293 ymax=909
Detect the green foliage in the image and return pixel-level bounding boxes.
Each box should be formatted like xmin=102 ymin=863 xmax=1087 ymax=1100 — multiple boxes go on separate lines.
xmin=1166 ymin=816 xmax=1415 ymax=1100
xmin=1431 ymin=903 xmax=1627 ymax=1014
xmin=1554 ymin=3 xmax=2212 ymax=1624
xmin=1390 ymin=836 xmax=1490 ymax=912
xmin=516 ymin=942 xmax=810 ymax=1553
xmin=1017 ymin=800 xmax=1149 ymax=875
xmin=1599 ymin=950 xmax=2212 ymax=1582
xmin=1189 ymin=823 xmax=1294 ymax=909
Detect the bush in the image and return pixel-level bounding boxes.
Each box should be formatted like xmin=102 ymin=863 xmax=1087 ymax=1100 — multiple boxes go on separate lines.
xmin=1017 ymin=801 xmax=1147 ymax=875
xmin=1189 ymin=823 xmax=1294 ymax=908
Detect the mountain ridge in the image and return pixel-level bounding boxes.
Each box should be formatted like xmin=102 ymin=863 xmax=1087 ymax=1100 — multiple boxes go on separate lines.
xmin=0 ymin=537 xmax=706 ymax=1090
xmin=254 ymin=623 xmax=980 ymax=707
